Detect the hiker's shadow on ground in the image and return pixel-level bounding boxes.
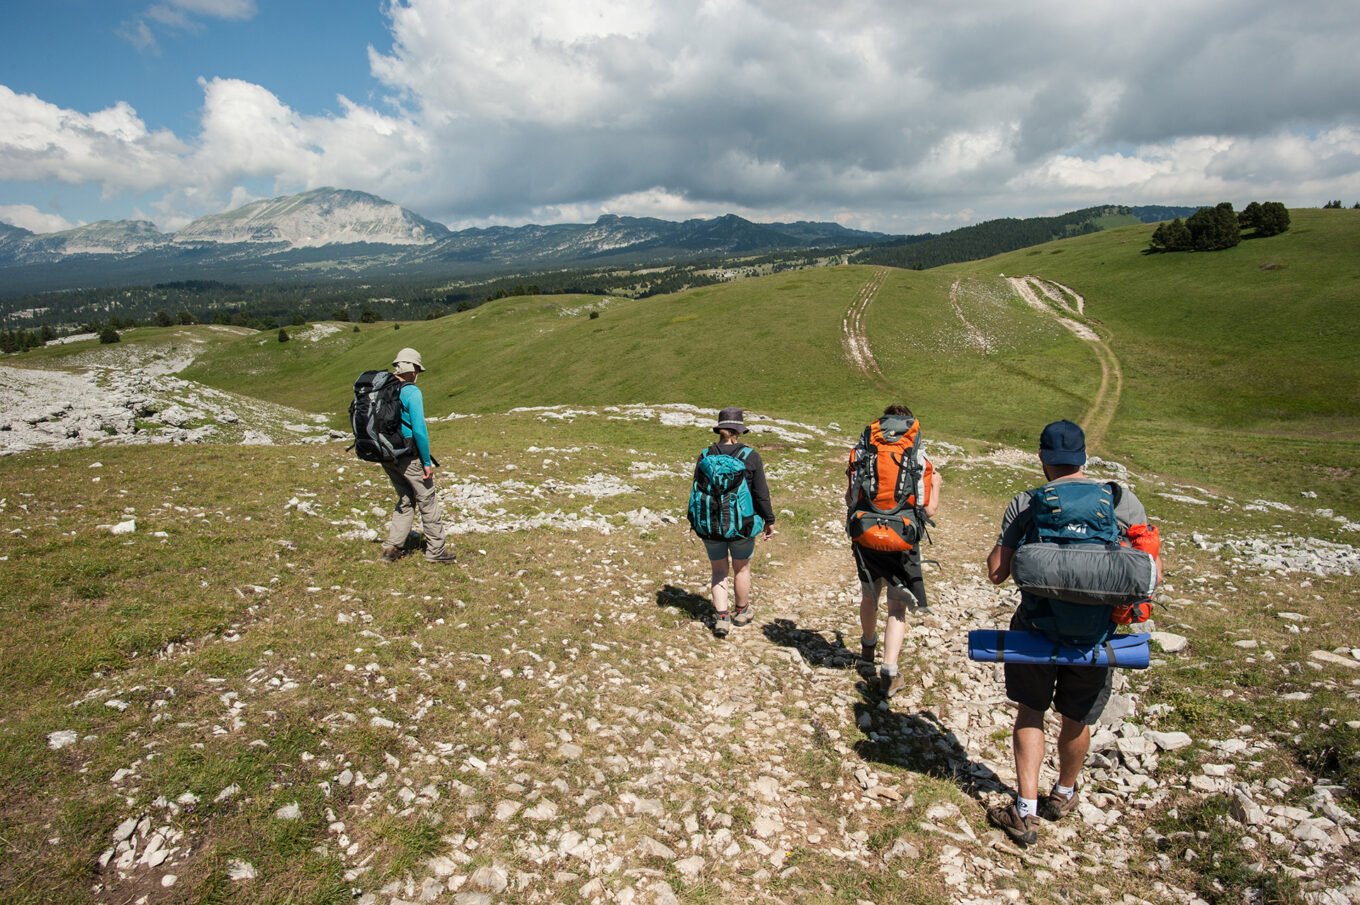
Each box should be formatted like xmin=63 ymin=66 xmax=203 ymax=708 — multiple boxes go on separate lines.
xmin=656 ymin=584 xmax=712 ymax=624
xmin=762 ymin=618 xmax=858 ymax=670
xmin=853 ymin=703 xmax=1010 ymax=800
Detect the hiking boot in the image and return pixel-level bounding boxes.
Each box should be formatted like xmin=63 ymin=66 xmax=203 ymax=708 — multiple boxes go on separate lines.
xmin=380 ymin=545 xmax=405 ymax=563
xmin=425 ymin=549 xmax=458 ymax=564
xmin=987 ymin=802 xmax=1040 ymax=846
xmin=731 ymin=603 xmax=753 ymax=627
xmin=860 ymin=642 xmax=876 ymax=665
xmin=713 ymin=612 xmax=731 ymax=638
xmin=1039 ymin=786 xmax=1081 ymax=822
xmin=878 ymin=670 xmax=906 ymax=699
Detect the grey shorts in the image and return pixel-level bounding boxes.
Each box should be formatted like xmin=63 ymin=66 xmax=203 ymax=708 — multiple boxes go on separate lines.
xmin=703 ymin=537 xmax=756 ymax=561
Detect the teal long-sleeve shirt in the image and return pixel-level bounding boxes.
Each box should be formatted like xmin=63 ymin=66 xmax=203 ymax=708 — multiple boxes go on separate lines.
xmin=398 ymin=382 xmax=433 ymax=466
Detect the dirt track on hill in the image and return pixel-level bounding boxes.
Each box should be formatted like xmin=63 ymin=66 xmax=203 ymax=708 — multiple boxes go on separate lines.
xmin=1006 ymin=276 xmax=1123 ymax=450
xmin=841 ymin=268 xmax=892 ymax=391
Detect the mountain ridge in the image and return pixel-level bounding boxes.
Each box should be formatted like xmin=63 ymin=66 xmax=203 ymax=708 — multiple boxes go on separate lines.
xmin=0 ymin=189 xmax=1201 ymax=295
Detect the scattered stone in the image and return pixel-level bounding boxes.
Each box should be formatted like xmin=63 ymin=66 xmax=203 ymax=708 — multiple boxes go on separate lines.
xmin=674 ymin=855 xmax=705 ymax=879
xmin=1150 ymin=632 xmax=1188 ymax=653
xmin=274 ymin=803 xmax=301 ymax=821
xmin=1146 ymin=731 xmax=1193 ymax=751
xmin=1310 ymin=650 xmax=1360 ymax=670
xmin=47 ymin=730 xmax=78 ymax=750
xmin=469 ymin=864 xmax=508 ymax=894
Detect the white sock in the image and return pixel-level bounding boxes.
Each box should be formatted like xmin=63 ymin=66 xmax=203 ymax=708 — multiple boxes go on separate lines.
xmin=1054 ymin=783 xmax=1075 ymax=799
xmin=1016 ymin=797 xmax=1038 ymax=819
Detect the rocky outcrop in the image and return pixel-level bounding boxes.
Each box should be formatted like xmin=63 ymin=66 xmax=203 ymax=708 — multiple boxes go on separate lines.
xmin=0 ymin=363 xmax=334 ymax=455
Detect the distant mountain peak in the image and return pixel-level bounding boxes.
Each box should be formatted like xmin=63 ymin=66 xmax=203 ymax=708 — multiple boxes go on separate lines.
xmin=173 ymin=188 xmax=451 ymax=249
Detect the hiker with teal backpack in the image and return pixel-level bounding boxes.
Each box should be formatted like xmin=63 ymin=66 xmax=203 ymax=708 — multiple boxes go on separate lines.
xmin=351 ymin=348 xmax=457 ymax=565
xmin=687 ymin=407 xmax=776 ymax=638
xmin=983 ymin=420 xmax=1161 ymax=846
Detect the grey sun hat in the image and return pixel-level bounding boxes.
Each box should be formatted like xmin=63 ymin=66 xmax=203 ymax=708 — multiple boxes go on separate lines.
xmin=392 ymin=347 xmax=425 ymax=373
xmin=713 ymin=407 xmax=750 ymax=434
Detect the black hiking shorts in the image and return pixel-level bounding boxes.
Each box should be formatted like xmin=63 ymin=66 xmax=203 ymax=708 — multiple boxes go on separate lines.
xmin=1002 ymin=611 xmax=1113 ymax=724
xmin=852 ymin=546 xmax=927 ymax=608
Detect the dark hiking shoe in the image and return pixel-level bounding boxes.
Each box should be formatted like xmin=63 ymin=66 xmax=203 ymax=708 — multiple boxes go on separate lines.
xmin=712 ymin=612 xmax=731 ymax=638
xmin=987 ymin=802 xmax=1040 ymax=846
xmin=878 ymin=670 xmax=906 ymax=699
xmin=425 ymin=550 xmax=458 ymax=564
xmin=380 ymin=545 xmax=405 ymax=563
xmin=1039 ymin=786 xmax=1080 ymax=822
xmin=860 ymin=642 xmax=876 ymax=665
xmin=731 ymin=603 xmax=753 ymax=626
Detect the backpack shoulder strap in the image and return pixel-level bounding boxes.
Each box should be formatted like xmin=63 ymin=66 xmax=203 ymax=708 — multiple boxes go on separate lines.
xmin=736 ymin=445 xmax=754 ymax=462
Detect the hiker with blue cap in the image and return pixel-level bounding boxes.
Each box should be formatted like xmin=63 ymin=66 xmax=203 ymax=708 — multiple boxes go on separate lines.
xmin=983 ymin=420 xmax=1160 ymax=846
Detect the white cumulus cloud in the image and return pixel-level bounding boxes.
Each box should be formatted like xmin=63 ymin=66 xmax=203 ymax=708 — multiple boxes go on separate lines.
xmin=6 ymin=0 xmax=1360 ymax=231
xmin=0 ymin=204 xmax=77 ymax=234
xmin=0 ymin=85 xmax=188 ymax=191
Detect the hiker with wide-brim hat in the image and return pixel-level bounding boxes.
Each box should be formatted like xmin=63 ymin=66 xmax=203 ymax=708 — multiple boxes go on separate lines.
xmin=379 ymin=348 xmax=457 ymax=564
xmin=685 ymin=407 xmax=776 ymax=638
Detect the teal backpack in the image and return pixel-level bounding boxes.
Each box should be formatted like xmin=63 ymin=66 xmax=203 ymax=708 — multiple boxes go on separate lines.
xmin=1022 ymin=481 xmax=1122 ymax=647
xmin=687 ymin=446 xmax=764 ymax=541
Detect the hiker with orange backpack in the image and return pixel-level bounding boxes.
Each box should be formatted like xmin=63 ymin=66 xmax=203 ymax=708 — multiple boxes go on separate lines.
xmin=983 ymin=420 xmax=1161 ymax=846
xmin=687 ymin=407 xmax=776 ymax=638
xmin=845 ymin=404 xmax=942 ymax=698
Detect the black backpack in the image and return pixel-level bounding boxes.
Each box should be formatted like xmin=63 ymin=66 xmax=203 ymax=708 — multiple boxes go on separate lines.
xmin=349 ymin=370 xmax=414 ymax=463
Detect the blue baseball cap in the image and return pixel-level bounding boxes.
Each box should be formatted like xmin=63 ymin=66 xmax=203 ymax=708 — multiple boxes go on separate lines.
xmin=1039 ymin=420 xmax=1086 ymax=466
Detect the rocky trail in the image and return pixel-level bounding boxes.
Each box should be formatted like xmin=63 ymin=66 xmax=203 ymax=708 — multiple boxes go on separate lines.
xmin=64 ymin=412 xmax=1360 ymax=905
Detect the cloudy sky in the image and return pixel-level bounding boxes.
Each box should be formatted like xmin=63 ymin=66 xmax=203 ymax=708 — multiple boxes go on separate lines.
xmin=2 ymin=0 xmax=1359 ymax=236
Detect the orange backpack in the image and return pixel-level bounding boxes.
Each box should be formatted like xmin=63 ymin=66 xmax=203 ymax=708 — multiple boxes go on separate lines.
xmin=1112 ymin=523 xmax=1161 ymax=624
xmin=846 ymin=415 xmax=934 ymax=552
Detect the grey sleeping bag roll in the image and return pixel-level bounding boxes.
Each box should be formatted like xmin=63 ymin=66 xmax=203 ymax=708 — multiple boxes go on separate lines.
xmin=1011 ymin=543 xmax=1157 ymax=606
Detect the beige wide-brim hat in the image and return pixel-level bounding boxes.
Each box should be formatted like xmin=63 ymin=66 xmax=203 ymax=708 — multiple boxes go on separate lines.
xmin=392 ymin=347 xmax=425 ymax=373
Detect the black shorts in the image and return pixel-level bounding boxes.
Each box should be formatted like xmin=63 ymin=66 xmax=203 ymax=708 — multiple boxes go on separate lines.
xmin=852 ymin=546 xmax=926 ymax=607
xmin=1002 ymin=611 xmax=1113 ymax=724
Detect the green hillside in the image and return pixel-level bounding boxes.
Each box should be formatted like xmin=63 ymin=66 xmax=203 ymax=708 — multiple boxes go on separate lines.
xmin=183 ymin=269 xmax=1101 ymax=435
xmin=957 ymin=209 xmax=1360 ymax=511
xmin=181 ymin=208 xmax=1359 ymax=515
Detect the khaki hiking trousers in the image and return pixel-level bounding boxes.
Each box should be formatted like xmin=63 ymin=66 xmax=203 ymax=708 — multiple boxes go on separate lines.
xmin=381 ymin=456 xmax=449 ymax=560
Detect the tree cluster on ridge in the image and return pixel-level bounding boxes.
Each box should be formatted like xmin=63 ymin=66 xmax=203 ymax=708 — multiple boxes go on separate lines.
xmin=1148 ymin=201 xmax=1290 ymax=253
